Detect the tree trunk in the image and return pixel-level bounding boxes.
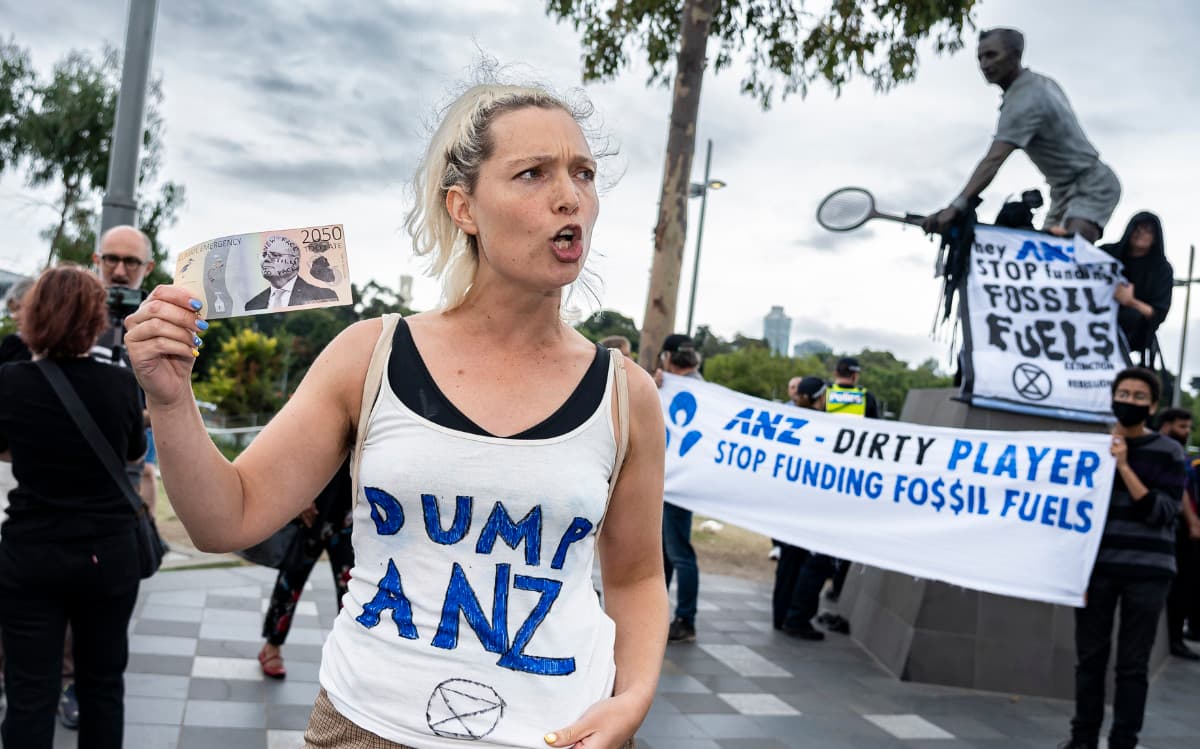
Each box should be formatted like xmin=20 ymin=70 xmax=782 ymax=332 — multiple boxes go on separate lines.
xmin=46 ymin=183 xmax=75 ymax=269
xmin=636 ymin=0 xmax=716 ymax=371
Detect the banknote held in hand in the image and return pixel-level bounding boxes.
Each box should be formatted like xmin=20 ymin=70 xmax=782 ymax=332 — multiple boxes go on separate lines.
xmin=174 ymin=224 xmax=352 ymax=319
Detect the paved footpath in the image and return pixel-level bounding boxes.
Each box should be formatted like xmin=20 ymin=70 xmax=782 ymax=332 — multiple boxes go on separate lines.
xmin=30 ymin=565 xmax=1200 ymax=749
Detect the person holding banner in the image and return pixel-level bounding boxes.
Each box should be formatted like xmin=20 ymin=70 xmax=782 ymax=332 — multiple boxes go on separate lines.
xmin=1063 ymin=367 xmax=1187 ymax=749
xmin=1101 ymin=212 xmax=1173 ymax=364
xmin=656 ymin=333 xmax=704 ymax=643
xmin=122 ymin=81 xmax=668 ymax=749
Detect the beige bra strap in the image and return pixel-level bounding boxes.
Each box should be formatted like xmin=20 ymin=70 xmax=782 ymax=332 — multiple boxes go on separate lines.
xmin=351 ymin=313 xmax=401 ymax=499
xmin=606 ymin=347 xmax=630 ymax=502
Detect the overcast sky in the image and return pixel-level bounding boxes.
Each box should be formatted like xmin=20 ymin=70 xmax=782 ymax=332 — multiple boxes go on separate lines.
xmin=2 ymin=0 xmax=1198 ymax=380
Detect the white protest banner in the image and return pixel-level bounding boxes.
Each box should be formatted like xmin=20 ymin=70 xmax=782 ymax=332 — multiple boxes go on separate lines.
xmin=660 ymin=374 xmax=1115 ymax=606
xmin=960 ymin=225 xmax=1127 ymax=421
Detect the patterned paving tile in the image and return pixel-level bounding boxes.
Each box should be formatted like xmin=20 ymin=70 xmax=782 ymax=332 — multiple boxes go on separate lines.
xmin=864 ymin=714 xmax=956 ymax=740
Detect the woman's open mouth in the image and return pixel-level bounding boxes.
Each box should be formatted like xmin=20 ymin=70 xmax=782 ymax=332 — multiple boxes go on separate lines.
xmin=550 ymin=225 xmax=583 ymax=263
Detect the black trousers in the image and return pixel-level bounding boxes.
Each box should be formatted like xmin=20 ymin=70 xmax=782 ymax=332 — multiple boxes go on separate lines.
xmin=771 ymin=544 xmax=835 ymax=630
xmin=0 ymin=531 xmax=140 ymax=749
xmin=262 ymin=510 xmax=354 ymax=646
xmin=1166 ymin=526 xmax=1199 ymax=643
xmin=1070 ymin=573 xmax=1171 ymax=749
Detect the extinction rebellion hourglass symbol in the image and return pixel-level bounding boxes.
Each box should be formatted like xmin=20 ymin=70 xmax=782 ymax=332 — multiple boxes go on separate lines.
xmin=1012 ymin=363 xmax=1052 ymax=402
xmin=426 ymin=679 xmax=506 ymax=740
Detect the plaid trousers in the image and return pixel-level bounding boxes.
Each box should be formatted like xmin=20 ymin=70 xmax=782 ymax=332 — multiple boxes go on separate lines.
xmin=304 ymin=689 xmax=636 ymax=748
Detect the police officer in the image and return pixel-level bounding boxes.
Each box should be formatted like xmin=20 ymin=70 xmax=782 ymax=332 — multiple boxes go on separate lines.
xmin=824 ymin=357 xmax=879 ymax=604
xmin=826 ymin=357 xmax=880 ymax=419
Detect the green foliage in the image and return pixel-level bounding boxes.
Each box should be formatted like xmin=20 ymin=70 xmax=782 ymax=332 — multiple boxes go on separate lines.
xmin=0 ymin=40 xmax=184 ymax=276
xmin=846 ymin=350 xmax=950 ymax=417
xmin=191 ymin=279 xmax=417 ymax=411
xmin=354 ymin=280 xmax=415 ymax=321
xmin=546 ymin=0 xmax=980 ymax=108
xmin=0 ymin=38 xmax=33 ymax=172
xmin=576 ymin=309 xmax=641 ymax=352
xmin=698 ymin=325 xmax=952 ymax=416
xmin=193 ymin=328 xmax=285 ymax=416
xmin=705 ymin=347 xmax=826 ymax=401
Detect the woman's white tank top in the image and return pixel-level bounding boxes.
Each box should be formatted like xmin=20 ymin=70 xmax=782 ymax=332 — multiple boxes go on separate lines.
xmin=319 ymin=346 xmax=619 ymax=748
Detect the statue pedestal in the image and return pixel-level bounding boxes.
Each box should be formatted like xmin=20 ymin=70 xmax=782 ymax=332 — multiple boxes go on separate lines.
xmin=839 ymin=388 xmax=1168 ymax=699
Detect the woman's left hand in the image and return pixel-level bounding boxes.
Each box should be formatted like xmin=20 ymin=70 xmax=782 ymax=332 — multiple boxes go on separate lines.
xmin=544 ymin=692 xmax=646 ymax=748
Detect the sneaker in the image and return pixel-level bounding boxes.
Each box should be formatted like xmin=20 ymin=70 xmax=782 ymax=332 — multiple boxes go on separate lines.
xmin=59 ymin=682 xmax=79 ymax=730
xmin=667 ymin=617 xmax=696 ymax=643
xmin=1169 ymin=640 xmax=1200 ymax=660
xmin=767 ymin=545 xmax=781 ymax=561
xmin=817 ymin=612 xmax=851 ymax=635
xmin=782 ymin=622 xmax=825 ymax=641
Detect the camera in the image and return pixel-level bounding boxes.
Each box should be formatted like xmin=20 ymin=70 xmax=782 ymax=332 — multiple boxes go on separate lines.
xmin=994 ymin=188 xmax=1045 ymax=231
xmin=107 ymin=286 xmax=147 ymax=319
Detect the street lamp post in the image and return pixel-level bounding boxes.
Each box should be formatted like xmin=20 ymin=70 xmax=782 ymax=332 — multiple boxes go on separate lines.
xmin=684 ymin=139 xmax=726 ymax=336
xmin=1172 ymin=243 xmax=1196 ymax=406
xmin=100 ymin=0 xmax=160 ymax=235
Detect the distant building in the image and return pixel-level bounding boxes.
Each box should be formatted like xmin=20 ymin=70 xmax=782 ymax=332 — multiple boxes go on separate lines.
xmin=763 ymin=306 xmax=792 ymax=356
xmin=793 ymin=339 xmax=832 ymax=357
xmin=398 ymin=274 xmax=413 ymax=307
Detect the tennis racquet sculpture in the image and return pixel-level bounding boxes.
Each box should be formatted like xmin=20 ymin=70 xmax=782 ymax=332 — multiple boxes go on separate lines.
xmin=816 ymin=187 xmax=927 ymax=232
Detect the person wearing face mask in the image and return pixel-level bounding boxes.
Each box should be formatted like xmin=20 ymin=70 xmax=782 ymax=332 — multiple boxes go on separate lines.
xmin=1156 ymin=407 xmax=1200 ymax=660
xmin=1061 ymin=367 xmax=1187 ymax=749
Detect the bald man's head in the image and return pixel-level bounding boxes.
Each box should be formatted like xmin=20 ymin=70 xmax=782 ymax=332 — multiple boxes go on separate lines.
xmin=95 ymin=225 xmax=154 ymax=289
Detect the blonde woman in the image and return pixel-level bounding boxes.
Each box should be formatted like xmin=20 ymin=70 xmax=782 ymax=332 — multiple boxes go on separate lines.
xmin=124 ymin=82 xmax=667 ymax=748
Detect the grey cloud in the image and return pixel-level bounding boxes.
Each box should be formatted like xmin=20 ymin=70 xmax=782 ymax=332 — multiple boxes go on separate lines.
xmin=161 ymin=2 xmax=252 ymax=33
xmin=207 ymin=154 xmax=408 ymax=198
xmin=795 ymin=226 xmax=878 ymax=252
xmin=247 ymin=70 xmax=324 ymax=98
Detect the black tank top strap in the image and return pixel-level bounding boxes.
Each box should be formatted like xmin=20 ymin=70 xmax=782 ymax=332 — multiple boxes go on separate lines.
xmin=387 ymin=318 xmax=608 ymax=439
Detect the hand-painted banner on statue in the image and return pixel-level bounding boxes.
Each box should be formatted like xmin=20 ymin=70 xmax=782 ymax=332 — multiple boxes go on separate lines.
xmin=959 ymin=225 xmax=1128 ymax=422
xmin=660 ymin=374 xmax=1115 ymax=606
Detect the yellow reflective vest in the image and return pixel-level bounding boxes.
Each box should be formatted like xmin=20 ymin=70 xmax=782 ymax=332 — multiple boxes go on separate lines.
xmin=825 ymin=384 xmax=868 ymax=417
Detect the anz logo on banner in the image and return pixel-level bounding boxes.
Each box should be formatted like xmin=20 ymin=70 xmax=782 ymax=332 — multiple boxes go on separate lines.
xmin=1015 ymin=239 xmax=1075 ymax=263
xmin=666 ymin=392 xmax=703 ymax=457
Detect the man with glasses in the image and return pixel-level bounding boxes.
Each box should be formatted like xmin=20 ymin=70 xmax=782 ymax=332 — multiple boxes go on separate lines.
xmin=1061 ymin=367 xmax=1187 ymax=749
xmin=91 ymin=225 xmax=155 ymax=364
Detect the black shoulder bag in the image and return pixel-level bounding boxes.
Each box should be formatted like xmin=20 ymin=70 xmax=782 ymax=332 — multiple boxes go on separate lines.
xmin=37 ymin=359 xmax=167 ymax=578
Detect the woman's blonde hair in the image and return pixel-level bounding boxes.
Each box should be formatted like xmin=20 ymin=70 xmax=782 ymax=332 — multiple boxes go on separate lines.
xmin=404 ymin=81 xmax=605 ymax=312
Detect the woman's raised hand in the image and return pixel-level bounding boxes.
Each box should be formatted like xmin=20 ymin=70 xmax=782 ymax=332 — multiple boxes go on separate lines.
xmin=123 ymin=285 xmax=209 ymax=407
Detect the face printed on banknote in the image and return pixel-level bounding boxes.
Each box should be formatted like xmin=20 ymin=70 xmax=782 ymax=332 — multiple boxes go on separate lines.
xmin=261 ymin=236 xmax=301 ymax=286
xmin=174 ymin=225 xmax=352 ymax=319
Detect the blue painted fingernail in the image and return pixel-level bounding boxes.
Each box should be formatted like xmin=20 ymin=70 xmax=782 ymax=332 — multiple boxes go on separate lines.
xmin=196 ymin=319 xmax=209 ymax=331
xmin=193 ymin=335 xmax=202 ymax=347
xmin=189 ymin=299 xmax=203 ymax=311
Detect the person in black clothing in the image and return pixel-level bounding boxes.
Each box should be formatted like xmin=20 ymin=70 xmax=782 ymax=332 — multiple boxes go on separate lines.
xmin=772 ymin=376 xmax=839 ymax=640
xmin=0 ymin=265 xmax=146 ymax=749
xmin=1157 ymin=407 xmax=1200 ymax=660
xmin=0 ymin=277 xmax=34 ymax=364
xmin=1060 ymin=367 xmax=1187 ymax=749
xmin=1102 ymin=212 xmax=1173 ymax=364
xmin=258 ymin=460 xmax=354 ymax=679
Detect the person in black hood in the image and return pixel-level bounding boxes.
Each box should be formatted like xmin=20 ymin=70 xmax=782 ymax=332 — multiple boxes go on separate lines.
xmin=1103 ymin=211 xmax=1173 ymax=364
